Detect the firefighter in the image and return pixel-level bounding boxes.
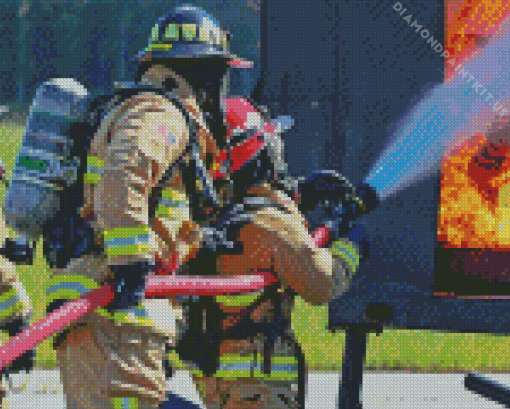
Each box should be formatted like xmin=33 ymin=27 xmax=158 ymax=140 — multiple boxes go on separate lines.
xmin=128 ymin=5 xmax=363 ymax=409
xmin=40 ymin=3 xmax=358 ymax=408
xmin=39 ymin=5 xmax=243 ymax=408
xmin=189 ymin=181 xmax=361 ymax=409
xmin=0 ymin=162 xmax=35 ymax=407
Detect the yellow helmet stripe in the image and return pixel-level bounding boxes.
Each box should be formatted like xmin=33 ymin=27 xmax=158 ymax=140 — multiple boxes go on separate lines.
xmin=163 ymin=24 xmax=180 ymax=42
xmin=151 ymin=23 xmax=160 ymax=42
xmin=182 ymin=24 xmax=198 ymax=41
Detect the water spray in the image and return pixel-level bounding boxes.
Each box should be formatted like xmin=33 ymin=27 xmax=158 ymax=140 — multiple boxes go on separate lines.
xmin=365 ymin=18 xmax=510 ymax=200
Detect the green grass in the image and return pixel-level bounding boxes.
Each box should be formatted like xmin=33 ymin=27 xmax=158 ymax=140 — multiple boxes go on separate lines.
xmin=1 ymin=120 xmax=510 ymax=372
xmin=0 ymin=121 xmax=58 ymax=367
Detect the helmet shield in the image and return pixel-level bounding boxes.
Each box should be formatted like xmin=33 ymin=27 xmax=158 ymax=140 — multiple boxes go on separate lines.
xmin=135 ymin=5 xmax=253 ymax=68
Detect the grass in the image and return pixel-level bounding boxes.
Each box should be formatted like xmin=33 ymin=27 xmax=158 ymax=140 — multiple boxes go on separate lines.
xmin=0 ymin=120 xmax=58 ymax=368
xmin=1 ymin=119 xmax=510 ymax=372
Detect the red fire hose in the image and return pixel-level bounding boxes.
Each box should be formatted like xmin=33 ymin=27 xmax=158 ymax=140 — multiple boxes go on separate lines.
xmin=0 ymin=225 xmax=331 ymax=371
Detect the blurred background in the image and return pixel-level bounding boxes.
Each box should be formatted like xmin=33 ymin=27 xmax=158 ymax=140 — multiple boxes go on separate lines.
xmin=0 ymin=0 xmax=261 ymax=113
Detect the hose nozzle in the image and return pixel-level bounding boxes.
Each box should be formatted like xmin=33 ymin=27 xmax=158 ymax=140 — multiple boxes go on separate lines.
xmin=353 ymin=182 xmax=379 ymax=216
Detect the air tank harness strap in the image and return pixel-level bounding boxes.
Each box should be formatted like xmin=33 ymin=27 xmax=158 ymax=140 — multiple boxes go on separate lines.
xmin=220 ymin=280 xmax=290 ymax=376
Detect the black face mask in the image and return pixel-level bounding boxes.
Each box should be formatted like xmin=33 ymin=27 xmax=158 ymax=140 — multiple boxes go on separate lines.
xmin=137 ymin=59 xmax=231 ymax=146
xmin=168 ymin=59 xmax=230 ymax=147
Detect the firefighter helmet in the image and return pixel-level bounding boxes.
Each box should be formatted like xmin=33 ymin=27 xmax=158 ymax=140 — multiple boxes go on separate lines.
xmin=135 ymin=4 xmax=253 ymax=68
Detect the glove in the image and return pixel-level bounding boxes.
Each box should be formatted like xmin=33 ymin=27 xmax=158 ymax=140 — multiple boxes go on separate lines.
xmin=106 ymin=261 xmax=152 ymax=312
xmin=0 ymin=238 xmax=35 ymax=265
xmin=298 ymin=170 xmax=353 ymax=213
xmin=1 ymin=318 xmax=35 ymax=375
xmin=202 ymin=203 xmax=257 ymax=255
xmin=201 ymin=227 xmax=242 ymax=254
xmin=185 ymin=225 xmax=244 ymax=276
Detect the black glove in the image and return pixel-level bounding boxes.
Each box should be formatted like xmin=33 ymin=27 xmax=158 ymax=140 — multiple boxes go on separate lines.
xmin=200 ymin=226 xmax=242 ymax=254
xmin=200 ymin=203 xmax=257 ymax=255
xmin=297 ymin=170 xmax=353 ymax=213
xmin=1 ymin=318 xmax=35 ymax=375
xmin=106 ymin=261 xmax=152 ymax=312
xmin=0 ymin=238 xmax=35 ymax=265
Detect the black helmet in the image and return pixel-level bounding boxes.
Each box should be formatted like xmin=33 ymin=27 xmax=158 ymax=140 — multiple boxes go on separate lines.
xmin=135 ymin=4 xmax=253 ymax=68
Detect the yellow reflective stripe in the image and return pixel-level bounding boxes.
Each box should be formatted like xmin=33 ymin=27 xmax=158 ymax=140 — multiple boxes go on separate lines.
xmin=271 ymin=356 xmax=299 ymax=364
xmin=44 ymin=275 xmax=101 ymax=307
xmin=215 ymin=291 xmax=263 ymax=307
xmin=155 ymin=206 xmax=174 ymax=217
xmin=199 ymin=27 xmax=211 ymax=43
xmin=104 ymin=226 xmax=149 ymax=239
xmin=156 ymin=190 xmax=188 ymax=218
xmin=151 ymin=23 xmax=160 ymax=42
xmin=85 ymin=156 xmax=104 ymax=185
xmin=214 ymin=370 xmax=250 ymax=379
xmin=216 ymin=352 xmax=299 ymax=380
xmin=45 ymin=289 xmax=83 ymax=307
xmin=84 ymin=173 xmax=100 ymax=185
xmin=112 ymin=397 xmax=139 ymax=409
xmin=148 ymin=44 xmax=173 ymax=51
xmin=254 ymin=371 xmax=298 ymax=381
xmin=96 ymin=306 xmax=153 ymax=327
xmin=161 ymin=189 xmax=187 ymax=201
xmin=87 ymin=156 xmax=104 ymax=167
xmin=105 ymin=245 xmax=149 ymax=257
xmin=214 ymin=370 xmax=299 ymax=381
xmin=219 ymin=353 xmax=298 ymax=365
xmin=190 ymin=368 xmax=297 ymax=381
xmin=44 ymin=275 xmax=100 ymax=292
xmin=330 ymin=239 xmax=360 ymax=274
xmin=219 ymin=354 xmax=254 ymax=364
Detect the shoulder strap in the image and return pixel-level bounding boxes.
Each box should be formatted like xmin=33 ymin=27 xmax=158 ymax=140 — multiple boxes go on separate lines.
xmin=145 ymin=89 xmax=221 ymax=222
xmin=145 ymin=88 xmax=198 ymax=219
xmin=85 ymin=82 xmax=205 ymax=220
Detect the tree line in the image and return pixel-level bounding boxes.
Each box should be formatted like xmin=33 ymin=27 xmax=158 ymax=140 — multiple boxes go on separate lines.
xmin=0 ymin=0 xmax=260 ymax=105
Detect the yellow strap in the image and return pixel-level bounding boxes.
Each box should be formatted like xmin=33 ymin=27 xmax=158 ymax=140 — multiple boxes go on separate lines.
xmin=112 ymin=397 xmax=139 ymax=409
xmin=215 ymin=291 xmax=263 ymax=307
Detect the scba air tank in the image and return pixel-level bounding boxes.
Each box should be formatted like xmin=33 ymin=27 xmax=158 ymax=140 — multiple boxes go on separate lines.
xmin=3 ymin=78 xmax=91 ymax=263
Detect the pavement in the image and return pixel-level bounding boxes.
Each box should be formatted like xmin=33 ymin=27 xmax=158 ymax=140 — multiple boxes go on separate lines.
xmin=5 ymin=369 xmax=510 ymax=408
xmin=4 ymin=300 xmax=510 ymax=408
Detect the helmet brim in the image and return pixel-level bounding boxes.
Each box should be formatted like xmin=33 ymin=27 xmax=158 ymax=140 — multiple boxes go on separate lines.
xmin=134 ymin=43 xmax=253 ymax=68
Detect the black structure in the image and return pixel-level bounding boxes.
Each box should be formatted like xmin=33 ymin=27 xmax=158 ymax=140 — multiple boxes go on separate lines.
xmin=254 ymin=0 xmax=510 ymax=407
